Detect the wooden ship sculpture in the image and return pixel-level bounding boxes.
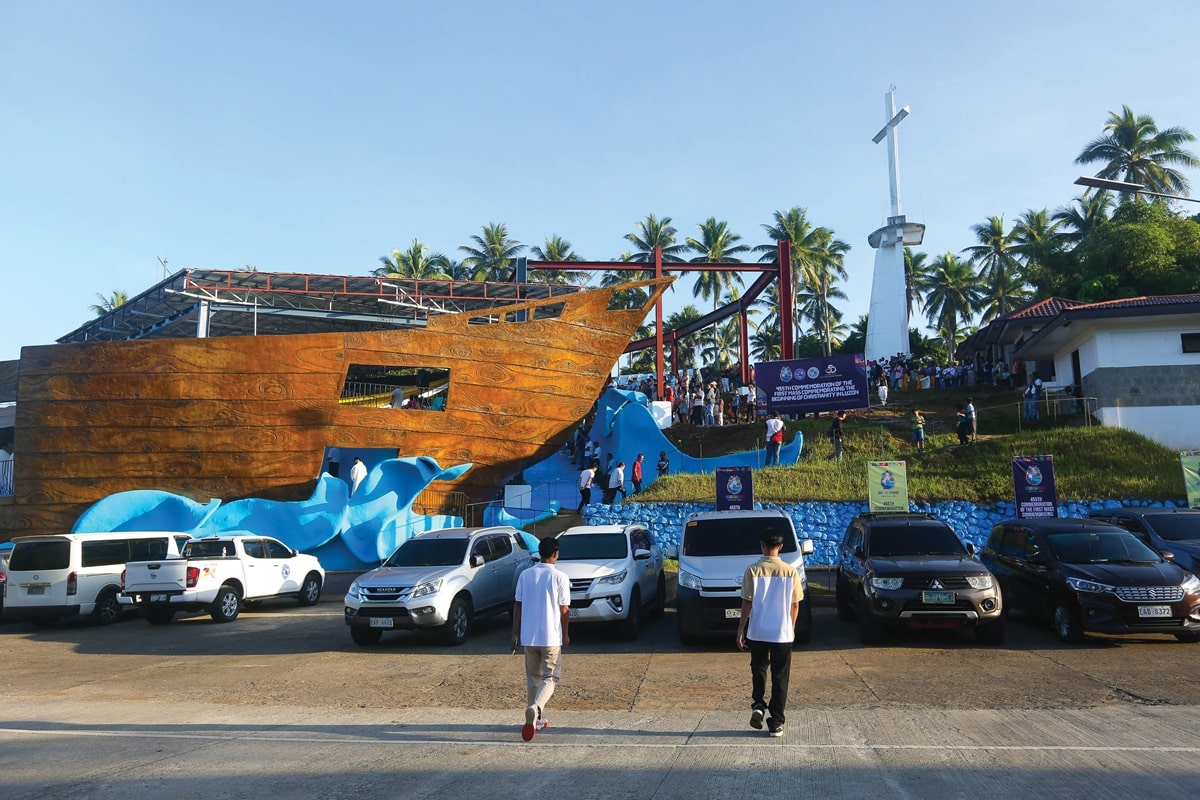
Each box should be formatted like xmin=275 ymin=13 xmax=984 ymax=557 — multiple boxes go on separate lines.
xmin=0 ymin=276 xmax=672 ymax=538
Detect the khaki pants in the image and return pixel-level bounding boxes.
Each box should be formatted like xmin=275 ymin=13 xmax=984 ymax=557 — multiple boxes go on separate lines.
xmin=524 ymin=645 xmax=562 ymax=714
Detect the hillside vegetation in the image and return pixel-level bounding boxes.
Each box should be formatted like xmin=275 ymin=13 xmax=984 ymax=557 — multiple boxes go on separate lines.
xmin=635 ymin=385 xmax=1186 ymax=505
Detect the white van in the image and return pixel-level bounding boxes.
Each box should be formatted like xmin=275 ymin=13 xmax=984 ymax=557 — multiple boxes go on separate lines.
xmin=3 ymin=532 xmax=191 ymax=626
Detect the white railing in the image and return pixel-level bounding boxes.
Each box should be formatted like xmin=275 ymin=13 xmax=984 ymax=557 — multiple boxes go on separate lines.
xmin=0 ymin=460 xmax=12 ymax=497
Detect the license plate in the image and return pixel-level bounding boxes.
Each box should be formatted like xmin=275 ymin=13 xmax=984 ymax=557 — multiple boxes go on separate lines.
xmin=368 ymin=617 xmax=394 ymax=628
xmin=1137 ymin=605 xmax=1171 ymax=618
xmin=150 ymin=594 xmax=167 ymax=603
xmin=922 ymin=591 xmax=955 ymax=604
xmin=27 ymin=586 xmax=45 ymax=595
xmin=725 ymin=608 xmax=741 ymax=619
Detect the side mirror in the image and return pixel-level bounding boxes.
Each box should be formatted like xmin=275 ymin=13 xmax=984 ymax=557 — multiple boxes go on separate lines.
xmin=1160 ymin=550 xmax=1176 ymax=562
xmin=665 ymin=545 xmax=679 ymax=559
xmin=853 ymin=545 xmax=864 ymax=560
xmin=1029 ymin=552 xmax=1051 ymax=567
xmin=470 ymin=554 xmax=485 ymax=568
xmin=964 ymin=542 xmax=976 ymax=556
xmin=800 ymin=539 xmax=815 ymax=556
xmin=633 ymin=549 xmax=652 ymax=561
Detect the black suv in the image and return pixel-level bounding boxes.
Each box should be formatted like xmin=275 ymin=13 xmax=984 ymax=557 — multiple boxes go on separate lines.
xmin=836 ymin=512 xmax=1004 ymax=645
xmin=981 ymin=517 xmax=1200 ymax=643
xmin=1086 ymin=507 xmax=1200 ymax=573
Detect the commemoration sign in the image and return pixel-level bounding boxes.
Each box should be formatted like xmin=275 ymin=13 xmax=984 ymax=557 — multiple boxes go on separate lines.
xmin=715 ymin=466 xmax=754 ymax=511
xmin=1012 ymin=455 xmax=1058 ymax=519
xmin=867 ymin=461 xmax=908 ymax=512
xmin=754 ymin=354 xmax=870 ymax=416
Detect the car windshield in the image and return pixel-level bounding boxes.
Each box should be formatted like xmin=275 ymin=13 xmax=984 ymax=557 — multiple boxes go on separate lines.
xmin=683 ymin=519 xmax=797 ymax=557
xmin=867 ymin=524 xmax=966 ymax=557
xmin=385 ymin=538 xmax=468 ymax=567
xmin=558 ymin=533 xmax=628 ymax=560
xmin=1143 ymin=514 xmax=1200 ymax=542
xmin=9 ymin=540 xmax=70 ymax=571
xmin=1048 ymin=531 xmax=1161 ymax=564
xmin=185 ymin=541 xmax=237 ymax=558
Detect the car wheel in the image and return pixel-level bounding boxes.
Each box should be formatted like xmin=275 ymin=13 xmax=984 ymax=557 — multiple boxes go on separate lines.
xmin=835 ymin=575 xmax=855 ymax=622
xmin=857 ymin=592 xmax=886 ymax=645
xmin=1052 ymin=600 xmax=1084 ymax=643
xmin=793 ymin=597 xmax=813 ymax=645
xmin=209 ymin=585 xmax=241 ymax=623
xmin=90 ymin=589 xmax=122 ymax=626
xmin=1174 ymin=631 xmax=1200 ymax=643
xmin=143 ymin=607 xmax=175 ymax=625
xmin=974 ymin=617 xmax=1006 ymax=645
xmin=297 ymin=573 xmax=322 ymax=606
xmin=440 ymin=595 xmax=472 ymax=646
xmin=619 ymin=589 xmax=641 ymax=641
xmin=351 ymin=626 xmax=383 ymax=647
xmin=650 ymin=573 xmax=666 ymax=619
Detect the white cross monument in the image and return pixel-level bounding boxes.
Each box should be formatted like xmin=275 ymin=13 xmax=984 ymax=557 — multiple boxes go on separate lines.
xmin=865 ymin=87 xmax=924 ymax=363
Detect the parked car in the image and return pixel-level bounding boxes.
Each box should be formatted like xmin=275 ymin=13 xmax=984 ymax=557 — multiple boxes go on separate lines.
xmin=554 ymin=524 xmax=665 ymax=640
xmin=836 ymin=512 xmax=1005 ymax=645
xmin=981 ymin=517 xmax=1200 ymax=643
xmin=1086 ymin=507 xmax=1200 ymax=572
xmin=122 ymin=535 xmax=325 ymax=624
xmin=673 ymin=509 xmax=815 ymax=645
xmin=344 ymin=526 xmax=533 ymax=647
xmin=4 ymin=532 xmax=192 ymax=626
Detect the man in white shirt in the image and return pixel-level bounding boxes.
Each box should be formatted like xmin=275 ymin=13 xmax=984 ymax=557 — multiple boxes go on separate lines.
xmin=511 ymin=537 xmax=571 ymax=742
xmin=764 ymin=411 xmax=784 ymax=466
xmin=576 ymin=462 xmax=595 ymax=514
xmin=349 ymin=457 xmax=368 ymax=495
xmin=736 ymin=529 xmax=802 ymax=738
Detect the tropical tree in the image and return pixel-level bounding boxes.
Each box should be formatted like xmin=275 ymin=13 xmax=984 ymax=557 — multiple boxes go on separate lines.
xmin=1053 ymin=192 xmax=1114 ymax=248
xmin=624 ymin=214 xmax=687 ymax=263
xmin=700 ymin=317 xmax=741 ymax=370
xmin=601 ymin=253 xmax=655 ymax=310
xmin=801 ymin=228 xmax=850 ymax=356
xmin=374 ymin=240 xmax=449 ymax=279
xmin=1011 ymin=209 xmax=1064 ymax=300
xmin=459 ymin=223 xmax=526 ymax=281
xmin=664 ymin=305 xmax=704 ymax=369
xmin=686 ymin=217 xmax=748 ymax=359
xmin=90 ymin=290 xmax=129 ymax=316
xmin=922 ymin=253 xmax=986 ymax=358
xmin=1075 ymin=105 xmax=1200 ymax=195
xmin=903 ymin=247 xmax=931 ymax=320
xmin=433 ymin=257 xmax=475 ymax=281
xmin=529 ymin=235 xmax=589 ymax=284
xmin=749 ymin=321 xmax=781 ymax=362
xmin=963 ymin=216 xmax=1025 ymax=319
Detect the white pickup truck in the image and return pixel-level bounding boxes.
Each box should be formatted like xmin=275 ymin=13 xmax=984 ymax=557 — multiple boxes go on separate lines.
xmin=121 ymin=536 xmax=325 ymax=624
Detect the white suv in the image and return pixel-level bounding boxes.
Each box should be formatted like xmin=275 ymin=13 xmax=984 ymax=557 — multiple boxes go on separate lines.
xmin=555 ymin=524 xmax=665 ymax=640
xmin=344 ymin=526 xmax=533 ymax=647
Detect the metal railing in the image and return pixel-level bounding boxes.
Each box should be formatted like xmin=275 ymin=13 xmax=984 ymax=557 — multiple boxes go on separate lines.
xmin=0 ymin=460 xmax=12 ymax=497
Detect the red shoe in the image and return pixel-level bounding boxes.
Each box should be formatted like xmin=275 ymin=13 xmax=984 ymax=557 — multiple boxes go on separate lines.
xmin=522 ymin=705 xmax=537 ymax=741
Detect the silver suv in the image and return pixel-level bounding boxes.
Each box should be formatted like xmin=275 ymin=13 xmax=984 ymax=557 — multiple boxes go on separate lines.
xmin=344 ymin=526 xmax=533 ymax=647
xmin=555 ymin=524 xmax=666 ymax=640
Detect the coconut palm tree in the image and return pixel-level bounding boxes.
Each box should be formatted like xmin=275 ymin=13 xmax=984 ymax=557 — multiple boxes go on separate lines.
xmin=1011 ymin=209 xmax=1063 ymax=300
xmin=963 ymin=216 xmax=1024 ymax=318
xmin=89 ymin=290 xmax=129 ymax=316
xmin=1075 ymin=105 xmax=1200 ymax=196
xmin=529 ymin=235 xmax=589 ymax=284
xmin=903 ymin=247 xmax=931 ymax=319
xmin=686 ymin=217 xmax=748 ymax=359
xmin=459 ymin=223 xmax=526 ymax=281
xmin=749 ymin=321 xmax=781 ymax=362
xmin=374 ymin=240 xmax=450 ymax=279
xmin=922 ymin=253 xmax=986 ymax=357
xmin=700 ymin=317 xmax=741 ymax=370
xmin=664 ymin=305 xmax=704 ymax=369
xmin=1053 ymin=192 xmax=1115 ymax=248
xmin=432 ymin=257 xmax=475 ymax=281
xmin=624 ymin=214 xmax=687 ymax=263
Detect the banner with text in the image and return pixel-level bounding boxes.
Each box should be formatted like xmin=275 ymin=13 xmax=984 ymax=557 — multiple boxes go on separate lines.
xmin=1012 ymin=455 xmax=1058 ymax=518
xmin=754 ymin=354 xmax=870 ymax=416
xmin=868 ymin=461 xmax=909 ymax=513
xmin=1181 ymin=451 xmax=1200 ymax=509
xmin=715 ymin=466 xmax=754 ymax=511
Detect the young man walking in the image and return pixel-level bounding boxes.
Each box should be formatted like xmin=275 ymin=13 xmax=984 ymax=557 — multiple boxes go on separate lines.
xmin=736 ymin=529 xmax=802 ymax=738
xmin=764 ymin=411 xmax=784 ymax=466
xmin=511 ymin=537 xmax=571 ymax=742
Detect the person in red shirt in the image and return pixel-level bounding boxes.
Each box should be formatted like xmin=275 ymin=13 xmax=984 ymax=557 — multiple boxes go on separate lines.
xmin=631 ymin=453 xmax=644 ymax=494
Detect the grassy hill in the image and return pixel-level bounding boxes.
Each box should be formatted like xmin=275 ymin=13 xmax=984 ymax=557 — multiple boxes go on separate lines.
xmin=636 ymin=383 xmax=1187 ymax=505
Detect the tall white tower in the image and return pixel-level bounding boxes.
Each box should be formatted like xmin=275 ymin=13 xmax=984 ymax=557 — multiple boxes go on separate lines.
xmin=865 ymin=88 xmax=924 ymax=362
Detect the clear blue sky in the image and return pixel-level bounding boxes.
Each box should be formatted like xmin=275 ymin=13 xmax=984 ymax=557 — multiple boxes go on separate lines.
xmin=3 ymin=1 xmax=1199 ymax=363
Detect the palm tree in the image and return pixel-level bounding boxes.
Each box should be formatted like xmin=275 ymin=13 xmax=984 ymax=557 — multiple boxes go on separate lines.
xmin=433 ymin=257 xmax=475 ymax=281
xmin=1053 ymin=192 xmax=1114 ymax=248
xmin=922 ymin=253 xmax=986 ymax=357
xmin=374 ymin=240 xmax=449 ymax=279
xmin=1075 ymin=105 xmax=1200 ymax=195
xmin=686 ymin=217 xmax=748 ymax=360
xmin=800 ymin=228 xmax=850 ymax=356
xmin=700 ymin=317 xmax=741 ymax=370
xmin=601 ymin=253 xmax=654 ymax=310
xmin=903 ymin=247 xmax=931 ymax=320
xmin=1011 ymin=209 xmax=1063 ymax=300
xmin=529 ymin=235 xmax=588 ymax=284
xmin=749 ymin=320 xmax=781 ymax=362
xmin=624 ymin=214 xmax=687 ymax=263
xmin=459 ymin=223 xmax=526 ymax=281
xmin=963 ymin=216 xmax=1024 ymax=318
xmin=90 ymin=290 xmax=129 ymax=316
xmin=664 ymin=305 xmax=704 ymax=369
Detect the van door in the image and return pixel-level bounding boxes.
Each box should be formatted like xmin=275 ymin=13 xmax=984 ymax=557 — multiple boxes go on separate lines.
xmin=7 ymin=538 xmax=73 ymax=616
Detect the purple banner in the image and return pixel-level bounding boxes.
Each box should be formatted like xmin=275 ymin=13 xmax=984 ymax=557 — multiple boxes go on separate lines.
xmin=715 ymin=466 xmax=754 ymax=511
xmin=754 ymin=354 xmax=870 ymax=416
xmin=1012 ymin=455 xmax=1058 ymax=519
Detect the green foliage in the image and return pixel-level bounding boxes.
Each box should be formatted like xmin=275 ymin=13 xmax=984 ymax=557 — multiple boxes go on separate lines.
xmin=1072 ymin=201 xmax=1200 ymax=297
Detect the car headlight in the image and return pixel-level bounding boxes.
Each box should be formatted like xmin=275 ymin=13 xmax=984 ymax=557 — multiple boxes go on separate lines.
xmin=1066 ymin=576 xmax=1112 ymax=594
xmin=596 ymin=570 xmax=627 ymax=587
xmin=347 ymin=580 xmax=363 ymax=601
xmin=1181 ymin=574 xmax=1200 ymax=594
xmin=678 ymin=570 xmax=702 ymax=590
xmin=411 ymin=578 xmax=443 ymax=598
xmin=870 ymin=576 xmax=903 ymax=590
xmin=965 ymin=575 xmax=994 ymax=590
